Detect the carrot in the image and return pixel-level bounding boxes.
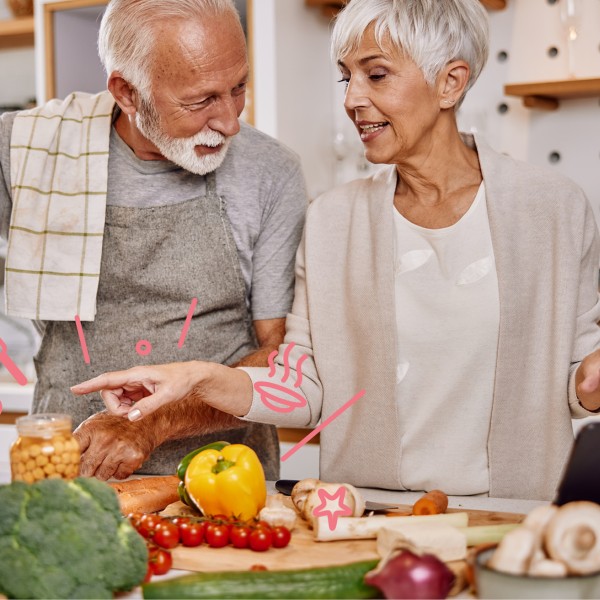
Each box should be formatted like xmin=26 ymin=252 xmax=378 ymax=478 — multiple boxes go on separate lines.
xmin=412 ymin=489 xmax=449 ymax=516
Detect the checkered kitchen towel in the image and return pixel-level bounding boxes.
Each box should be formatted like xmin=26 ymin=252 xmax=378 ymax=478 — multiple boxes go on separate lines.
xmin=5 ymin=91 xmax=115 ymax=321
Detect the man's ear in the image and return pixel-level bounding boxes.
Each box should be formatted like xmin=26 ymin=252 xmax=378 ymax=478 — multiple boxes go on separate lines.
xmin=108 ymin=73 xmax=138 ymax=115
xmin=437 ymin=60 xmax=470 ymax=109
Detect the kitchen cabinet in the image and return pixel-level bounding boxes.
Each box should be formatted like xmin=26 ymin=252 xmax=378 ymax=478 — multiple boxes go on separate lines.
xmin=0 ymin=16 xmax=33 ymax=49
xmin=504 ymin=77 xmax=600 ymax=110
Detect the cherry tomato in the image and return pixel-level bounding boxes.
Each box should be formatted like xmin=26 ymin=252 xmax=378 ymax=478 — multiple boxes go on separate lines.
xmin=153 ymin=521 xmax=180 ymax=549
xmin=254 ymin=520 xmax=272 ymax=530
xmin=206 ymin=523 xmax=230 ymax=548
xmin=180 ymin=522 xmax=205 ymax=547
xmin=271 ymin=526 xmax=291 ymax=548
xmin=249 ymin=527 xmax=272 ymax=552
xmin=143 ymin=563 xmax=153 ymax=583
xmin=230 ymin=525 xmax=251 ymax=549
xmin=150 ymin=548 xmax=173 ymax=576
xmin=127 ymin=512 xmax=144 ymax=528
xmin=137 ymin=514 xmax=162 ymax=539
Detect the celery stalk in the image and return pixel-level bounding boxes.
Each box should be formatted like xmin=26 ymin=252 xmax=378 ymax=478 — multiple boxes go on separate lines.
xmin=460 ymin=523 xmax=519 ymax=546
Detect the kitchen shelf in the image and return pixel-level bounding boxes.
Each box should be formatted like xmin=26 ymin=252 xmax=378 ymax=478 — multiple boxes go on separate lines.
xmin=0 ymin=17 xmax=34 ymax=49
xmin=306 ymin=0 xmax=506 ymax=18
xmin=504 ymin=78 xmax=600 ymax=111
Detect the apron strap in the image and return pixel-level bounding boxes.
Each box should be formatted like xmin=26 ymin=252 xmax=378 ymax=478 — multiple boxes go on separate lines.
xmin=205 ymin=170 xmax=218 ymax=197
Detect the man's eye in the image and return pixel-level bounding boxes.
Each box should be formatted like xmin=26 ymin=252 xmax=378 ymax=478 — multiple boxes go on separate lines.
xmin=233 ymin=83 xmax=247 ymax=95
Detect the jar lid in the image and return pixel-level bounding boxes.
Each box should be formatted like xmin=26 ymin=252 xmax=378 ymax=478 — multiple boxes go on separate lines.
xmin=16 ymin=413 xmax=73 ymax=437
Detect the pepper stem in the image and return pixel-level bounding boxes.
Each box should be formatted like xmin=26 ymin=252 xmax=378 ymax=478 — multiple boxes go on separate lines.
xmin=212 ymin=457 xmax=236 ymax=474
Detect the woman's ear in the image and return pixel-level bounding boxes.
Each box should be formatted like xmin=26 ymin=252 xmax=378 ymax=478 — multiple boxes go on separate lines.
xmin=108 ymin=73 xmax=138 ymax=116
xmin=438 ymin=60 xmax=470 ymax=109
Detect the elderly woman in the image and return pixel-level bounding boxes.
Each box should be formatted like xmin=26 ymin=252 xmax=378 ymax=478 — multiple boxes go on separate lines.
xmin=73 ymin=0 xmax=600 ymax=501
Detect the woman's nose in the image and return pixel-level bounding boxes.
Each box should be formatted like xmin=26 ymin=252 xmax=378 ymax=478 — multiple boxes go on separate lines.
xmin=344 ymin=78 xmax=370 ymax=112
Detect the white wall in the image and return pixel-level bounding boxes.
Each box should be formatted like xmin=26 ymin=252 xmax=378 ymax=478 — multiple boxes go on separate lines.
xmin=252 ymin=0 xmax=336 ymax=199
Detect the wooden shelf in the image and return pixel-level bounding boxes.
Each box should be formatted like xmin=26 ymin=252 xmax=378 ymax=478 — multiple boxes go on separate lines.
xmin=504 ymin=78 xmax=600 ymax=111
xmin=0 ymin=17 xmax=34 ymax=49
xmin=306 ymin=0 xmax=506 ymax=19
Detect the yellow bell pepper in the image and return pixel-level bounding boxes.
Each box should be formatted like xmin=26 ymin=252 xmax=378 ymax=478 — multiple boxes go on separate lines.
xmin=184 ymin=444 xmax=267 ymax=521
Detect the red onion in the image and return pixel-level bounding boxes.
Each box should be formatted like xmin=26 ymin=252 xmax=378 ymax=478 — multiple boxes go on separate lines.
xmin=364 ymin=549 xmax=455 ymax=599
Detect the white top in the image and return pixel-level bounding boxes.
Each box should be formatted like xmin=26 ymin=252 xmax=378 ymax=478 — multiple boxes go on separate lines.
xmin=393 ymin=183 xmax=499 ymax=494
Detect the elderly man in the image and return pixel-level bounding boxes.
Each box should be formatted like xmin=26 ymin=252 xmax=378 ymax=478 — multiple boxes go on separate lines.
xmin=0 ymin=0 xmax=306 ymax=480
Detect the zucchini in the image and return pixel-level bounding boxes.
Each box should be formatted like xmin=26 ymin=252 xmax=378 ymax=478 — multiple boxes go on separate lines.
xmin=176 ymin=441 xmax=230 ymax=480
xmin=142 ymin=560 xmax=381 ymax=599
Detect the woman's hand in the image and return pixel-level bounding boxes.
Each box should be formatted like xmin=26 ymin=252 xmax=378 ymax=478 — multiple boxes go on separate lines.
xmin=71 ymin=361 xmax=253 ymax=421
xmin=576 ymin=350 xmax=600 ymax=412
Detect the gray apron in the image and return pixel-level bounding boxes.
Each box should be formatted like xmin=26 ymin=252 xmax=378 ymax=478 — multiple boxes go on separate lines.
xmin=32 ymin=171 xmax=280 ymax=479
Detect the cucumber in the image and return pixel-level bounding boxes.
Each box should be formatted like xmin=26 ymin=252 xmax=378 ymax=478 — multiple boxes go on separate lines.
xmin=176 ymin=441 xmax=230 ymax=481
xmin=142 ymin=560 xmax=381 ymax=599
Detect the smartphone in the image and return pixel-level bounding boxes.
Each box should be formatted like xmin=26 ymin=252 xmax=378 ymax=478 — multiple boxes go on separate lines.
xmin=554 ymin=421 xmax=600 ymax=506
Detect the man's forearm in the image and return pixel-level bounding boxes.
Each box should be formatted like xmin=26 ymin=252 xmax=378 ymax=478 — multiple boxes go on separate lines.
xmin=136 ymin=395 xmax=245 ymax=445
xmin=233 ymin=347 xmax=276 ymax=368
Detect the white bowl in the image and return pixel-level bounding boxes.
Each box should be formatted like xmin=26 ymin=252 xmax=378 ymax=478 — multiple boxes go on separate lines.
xmin=472 ymin=546 xmax=600 ymax=599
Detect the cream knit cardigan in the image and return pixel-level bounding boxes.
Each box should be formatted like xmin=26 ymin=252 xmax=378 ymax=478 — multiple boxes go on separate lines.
xmin=241 ymin=134 xmax=600 ymax=501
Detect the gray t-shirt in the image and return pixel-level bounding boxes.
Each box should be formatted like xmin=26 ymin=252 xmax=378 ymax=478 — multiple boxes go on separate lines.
xmin=0 ymin=112 xmax=307 ymax=321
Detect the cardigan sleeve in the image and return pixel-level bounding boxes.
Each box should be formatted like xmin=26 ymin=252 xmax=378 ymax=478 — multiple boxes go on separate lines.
xmin=568 ymin=197 xmax=600 ymax=418
xmin=237 ymin=229 xmax=323 ymax=427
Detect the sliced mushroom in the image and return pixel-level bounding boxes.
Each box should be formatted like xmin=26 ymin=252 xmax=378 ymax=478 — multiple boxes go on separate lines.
xmin=528 ymin=558 xmax=568 ymax=578
xmin=488 ymin=526 xmax=538 ymax=575
xmin=291 ymin=478 xmax=320 ymax=514
xmin=523 ymin=504 xmax=559 ymax=536
xmin=544 ymin=501 xmax=600 ymax=575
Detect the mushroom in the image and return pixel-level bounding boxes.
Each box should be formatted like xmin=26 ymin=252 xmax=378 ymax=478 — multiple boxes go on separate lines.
xmin=488 ymin=526 xmax=538 ymax=575
xmin=291 ymin=478 xmax=320 ymax=514
xmin=291 ymin=479 xmax=366 ymax=528
xmin=523 ymin=504 xmax=558 ymax=537
xmin=544 ymin=501 xmax=600 ymax=575
xmin=528 ymin=559 xmax=568 ymax=578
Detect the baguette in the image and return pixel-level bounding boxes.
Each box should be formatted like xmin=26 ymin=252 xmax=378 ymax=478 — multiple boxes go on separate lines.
xmin=108 ymin=475 xmax=180 ymax=515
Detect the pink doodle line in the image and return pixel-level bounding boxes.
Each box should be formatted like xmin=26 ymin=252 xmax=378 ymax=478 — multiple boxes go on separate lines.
xmin=178 ymin=297 xmax=198 ymax=348
xmin=281 ymin=389 xmax=366 ymax=462
xmin=0 ymin=337 xmax=28 ymax=385
xmin=74 ymin=315 xmax=90 ymax=364
xmin=267 ymin=343 xmax=307 ymax=388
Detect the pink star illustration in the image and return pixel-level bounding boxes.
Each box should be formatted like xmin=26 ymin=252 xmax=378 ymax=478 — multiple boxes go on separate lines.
xmin=312 ymin=486 xmax=353 ymax=531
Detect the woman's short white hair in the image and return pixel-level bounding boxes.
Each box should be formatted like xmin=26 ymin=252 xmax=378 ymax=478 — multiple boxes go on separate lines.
xmin=332 ymin=0 xmax=489 ymax=100
xmin=98 ymin=0 xmax=240 ymax=96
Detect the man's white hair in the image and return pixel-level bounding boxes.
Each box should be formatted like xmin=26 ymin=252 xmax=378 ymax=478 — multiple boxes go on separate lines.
xmin=331 ymin=0 xmax=489 ymax=103
xmin=98 ymin=0 xmax=240 ymax=96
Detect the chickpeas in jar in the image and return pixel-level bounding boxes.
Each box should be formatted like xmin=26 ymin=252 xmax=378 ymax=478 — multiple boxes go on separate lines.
xmin=10 ymin=414 xmax=80 ymax=483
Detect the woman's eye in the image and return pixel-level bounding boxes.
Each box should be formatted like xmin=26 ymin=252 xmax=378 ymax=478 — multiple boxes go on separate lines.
xmin=337 ymin=77 xmax=350 ymax=87
xmin=369 ymin=73 xmax=386 ymax=81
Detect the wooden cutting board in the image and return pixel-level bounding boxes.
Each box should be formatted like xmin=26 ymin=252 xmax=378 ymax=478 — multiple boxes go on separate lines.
xmin=161 ymin=498 xmax=524 ymax=574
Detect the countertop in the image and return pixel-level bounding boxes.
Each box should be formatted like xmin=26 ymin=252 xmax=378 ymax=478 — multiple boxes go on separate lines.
xmin=0 ymin=458 xmax=545 ymax=599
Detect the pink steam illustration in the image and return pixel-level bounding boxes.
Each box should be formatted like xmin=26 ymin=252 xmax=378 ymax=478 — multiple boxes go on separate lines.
xmin=253 ymin=342 xmax=309 ymax=414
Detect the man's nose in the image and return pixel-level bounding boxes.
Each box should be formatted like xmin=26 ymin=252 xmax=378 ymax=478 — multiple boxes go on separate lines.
xmin=208 ymin=96 xmax=241 ymax=138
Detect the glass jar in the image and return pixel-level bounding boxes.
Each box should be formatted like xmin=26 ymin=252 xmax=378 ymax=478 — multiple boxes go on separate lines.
xmin=10 ymin=414 xmax=80 ymax=483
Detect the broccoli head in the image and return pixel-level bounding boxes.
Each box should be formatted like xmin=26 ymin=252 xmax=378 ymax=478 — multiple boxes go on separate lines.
xmin=0 ymin=477 xmax=148 ymax=599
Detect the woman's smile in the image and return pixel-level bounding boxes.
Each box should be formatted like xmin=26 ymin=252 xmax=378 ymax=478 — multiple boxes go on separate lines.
xmin=357 ymin=120 xmax=389 ymax=142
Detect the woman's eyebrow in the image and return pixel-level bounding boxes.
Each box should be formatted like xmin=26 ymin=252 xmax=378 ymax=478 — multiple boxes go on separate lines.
xmin=338 ymin=53 xmax=389 ymax=69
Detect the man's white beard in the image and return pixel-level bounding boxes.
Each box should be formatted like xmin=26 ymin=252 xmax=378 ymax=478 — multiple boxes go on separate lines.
xmin=136 ymin=95 xmax=232 ymax=175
